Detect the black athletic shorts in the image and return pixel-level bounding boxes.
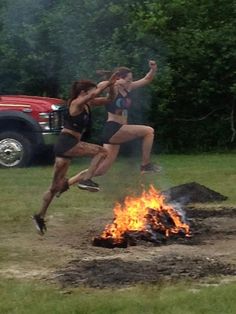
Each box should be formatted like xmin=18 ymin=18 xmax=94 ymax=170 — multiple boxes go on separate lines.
xmin=54 ymin=132 xmax=79 ymax=158
xmin=101 ymin=121 xmax=123 ymax=144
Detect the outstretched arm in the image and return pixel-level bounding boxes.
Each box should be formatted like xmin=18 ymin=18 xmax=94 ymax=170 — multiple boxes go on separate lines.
xmin=71 ymin=80 xmax=112 ymax=108
xmin=90 ymin=72 xmax=119 ymax=106
xmin=130 ymin=60 xmax=157 ymax=91
xmin=90 ymin=96 xmax=110 ymax=106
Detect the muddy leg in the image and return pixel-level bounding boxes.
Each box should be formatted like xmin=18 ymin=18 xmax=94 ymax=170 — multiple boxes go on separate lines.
xmin=37 ymin=158 xmax=70 ymax=218
xmin=66 ymin=142 xmax=108 ymax=186
xmin=93 ymin=144 xmax=120 ymax=177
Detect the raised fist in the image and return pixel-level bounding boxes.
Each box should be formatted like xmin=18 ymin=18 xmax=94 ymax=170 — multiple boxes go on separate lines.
xmin=149 ymin=60 xmax=157 ymax=71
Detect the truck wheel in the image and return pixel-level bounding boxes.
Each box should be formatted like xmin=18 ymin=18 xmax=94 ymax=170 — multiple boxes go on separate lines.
xmin=0 ymin=131 xmax=33 ymax=168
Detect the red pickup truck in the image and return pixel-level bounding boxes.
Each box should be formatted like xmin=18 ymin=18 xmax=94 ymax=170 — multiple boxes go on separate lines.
xmin=0 ymin=95 xmax=65 ymax=168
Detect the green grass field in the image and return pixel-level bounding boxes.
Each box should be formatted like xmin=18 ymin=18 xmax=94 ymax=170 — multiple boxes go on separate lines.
xmin=0 ymin=153 xmax=236 ymax=313
xmin=1 ymin=278 xmax=236 ymax=314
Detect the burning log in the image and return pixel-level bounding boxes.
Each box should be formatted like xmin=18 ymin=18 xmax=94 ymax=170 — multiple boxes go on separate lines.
xmin=93 ymin=185 xmax=191 ymax=248
xmin=93 ymin=236 xmax=128 ymax=248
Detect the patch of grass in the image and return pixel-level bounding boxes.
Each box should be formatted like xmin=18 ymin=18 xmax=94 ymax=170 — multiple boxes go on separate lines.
xmin=1 ymin=153 xmax=236 ymax=224
xmin=0 ymin=279 xmax=236 ymax=314
xmin=0 ymin=153 xmax=235 ymax=266
xmin=0 ymin=153 xmax=236 ymax=313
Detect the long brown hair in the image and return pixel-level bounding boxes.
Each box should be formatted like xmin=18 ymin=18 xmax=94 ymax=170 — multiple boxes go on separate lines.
xmin=68 ymin=80 xmax=97 ymax=105
xmin=96 ymin=67 xmax=132 ymax=80
xmin=113 ymin=66 xmax=132 ymax=78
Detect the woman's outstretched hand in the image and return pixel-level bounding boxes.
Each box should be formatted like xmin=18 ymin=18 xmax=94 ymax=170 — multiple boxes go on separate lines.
xmin=149 ymin=60 xmax=157 ymax=71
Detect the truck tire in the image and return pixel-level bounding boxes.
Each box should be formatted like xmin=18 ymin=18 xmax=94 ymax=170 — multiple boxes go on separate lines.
xmin=0 ymin=131 xmax=33 ymax=168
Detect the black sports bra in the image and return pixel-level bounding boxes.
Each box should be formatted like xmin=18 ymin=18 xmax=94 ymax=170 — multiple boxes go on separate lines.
xmin=63 ymin=104 xmax=91 ymax=133
xmin=106 ymin=91 xmax=132 ymax=115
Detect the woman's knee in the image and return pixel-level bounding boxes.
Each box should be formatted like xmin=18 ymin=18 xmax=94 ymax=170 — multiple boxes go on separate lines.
xmin=54 ymin=158 xmax=68 ymax=171
xmin=143 ymin=126 xmax=154 ymax=137
xmin=50 ymin=179 xmax=66 ymax=194
xmin=49 ymin=185 xmax=59 ymax=194
xmin=98 ymin=146 xmax=108 ymax=157
xmin=147 ymin=126 xmax=154 ymax=134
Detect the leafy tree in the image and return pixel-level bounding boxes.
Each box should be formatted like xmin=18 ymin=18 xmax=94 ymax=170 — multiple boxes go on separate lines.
xmin=123 ymin=0 xmax=236 ymax=151
xmin=0 ymin=0 xmax=235 ymax=151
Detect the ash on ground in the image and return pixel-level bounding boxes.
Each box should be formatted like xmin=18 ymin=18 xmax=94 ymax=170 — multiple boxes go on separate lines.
xmin=53 ymin=207 xmax=236 ymax=289
xmin=54 ymin=255 xmax=235 ymax=289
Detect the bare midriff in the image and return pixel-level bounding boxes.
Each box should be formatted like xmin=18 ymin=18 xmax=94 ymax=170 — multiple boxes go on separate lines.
xmin=61 ymin=128 xmax=82 ymax=141
xmin=107 ymin=112 xmax=128 ymax=125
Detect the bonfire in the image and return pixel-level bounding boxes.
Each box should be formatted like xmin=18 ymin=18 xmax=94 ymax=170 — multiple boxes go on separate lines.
xmin=93 ymin=185 xmax=191 ymax=248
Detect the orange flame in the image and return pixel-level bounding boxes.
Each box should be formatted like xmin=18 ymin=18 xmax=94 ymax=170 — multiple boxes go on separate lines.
xmin=101 ymin=185 xmax=190 ymax=243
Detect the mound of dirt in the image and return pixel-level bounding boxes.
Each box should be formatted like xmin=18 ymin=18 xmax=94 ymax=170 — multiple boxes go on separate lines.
xmin=162 ymin=182 xmax=227 ymax=204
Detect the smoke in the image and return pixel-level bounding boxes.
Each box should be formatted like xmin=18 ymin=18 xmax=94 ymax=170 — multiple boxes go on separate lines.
xmin=1 ymin=0 xmax=167 ymax=94
xmin=1 ymin=0 xmax=167 ymax=173
xmin=0 ymin=1 xmax=179 ymax=215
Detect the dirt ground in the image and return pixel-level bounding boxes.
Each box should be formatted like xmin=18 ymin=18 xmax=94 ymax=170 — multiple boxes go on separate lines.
xmin=49 ymin=206 xmax=236 ymax=288
xmin=1 ymin=183 xmax=236 ymax=289
xmin=1 ymin=205 xmax=236 ymax=288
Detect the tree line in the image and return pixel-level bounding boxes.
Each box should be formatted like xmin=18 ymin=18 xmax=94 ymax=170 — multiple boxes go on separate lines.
xmin=0 ymin=0 xmax=235 ymax=152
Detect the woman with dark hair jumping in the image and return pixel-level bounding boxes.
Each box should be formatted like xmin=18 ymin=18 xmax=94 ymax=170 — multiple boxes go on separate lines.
xmin=93 ymin=60 xmax=160 ymax=177
xmin=32 ymin=75 xmax=117 ymax=234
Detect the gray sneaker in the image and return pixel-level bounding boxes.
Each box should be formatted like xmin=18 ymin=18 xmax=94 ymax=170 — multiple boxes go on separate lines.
xmin=78 ymin=179 xmax=100 ymax=192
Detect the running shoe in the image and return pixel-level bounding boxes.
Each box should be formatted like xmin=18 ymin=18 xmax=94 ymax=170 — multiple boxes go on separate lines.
xmin=140 ymin=163 xmax=162 ymax=174
xmin=78 ymin=179 xmax=100 ymax=192
xmin=32 ymin=214 xmax=47 ymax=235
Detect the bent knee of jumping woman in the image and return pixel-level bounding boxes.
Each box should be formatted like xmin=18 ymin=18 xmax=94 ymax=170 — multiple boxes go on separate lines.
xmin=98 ymin=146 xmax=108 ymax=157
xmin=50 ymin=185 xmax=60 ymax=195
xmin=50 ymin=180 xmax=66 ymax=194
xmin=144 ymin=126 xmax=154 ymax=136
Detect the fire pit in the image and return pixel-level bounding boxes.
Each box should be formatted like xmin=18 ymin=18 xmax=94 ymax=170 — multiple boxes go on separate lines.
xmin=52 ymin=206 xmax=236 ymax=288
xmin=93 ymin=185 xmax=191 ymax=248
